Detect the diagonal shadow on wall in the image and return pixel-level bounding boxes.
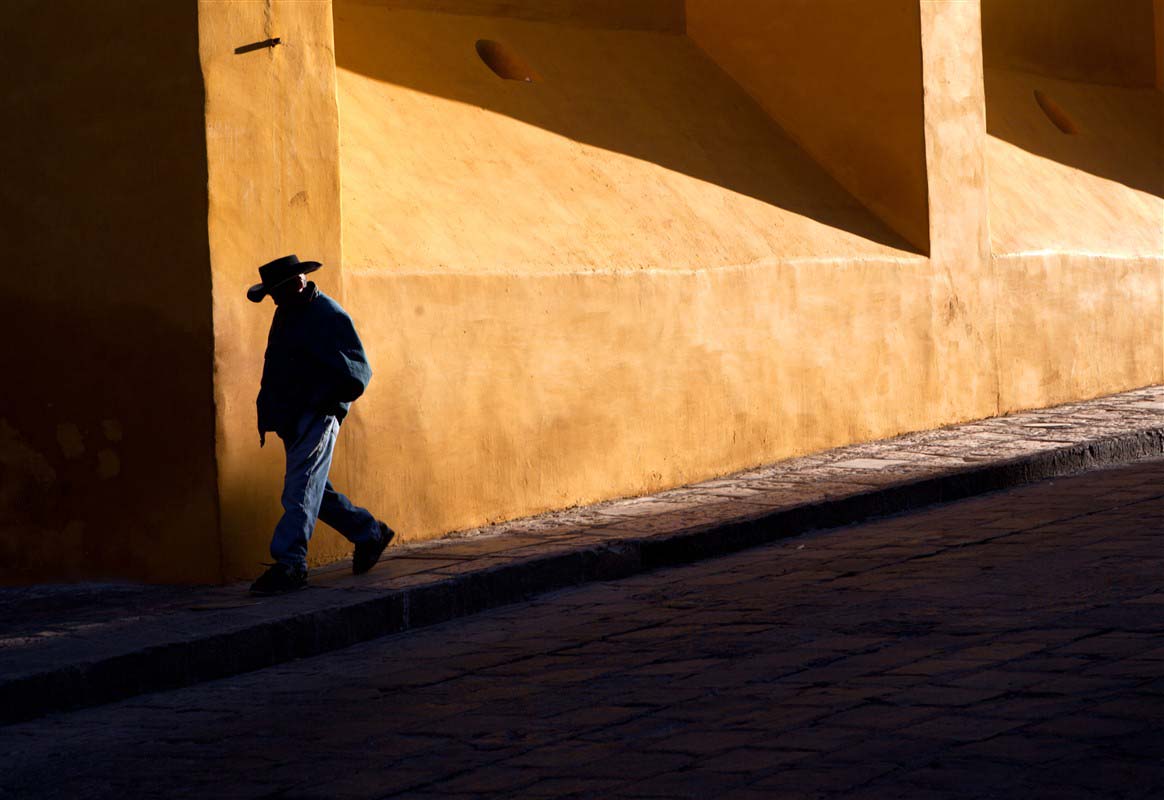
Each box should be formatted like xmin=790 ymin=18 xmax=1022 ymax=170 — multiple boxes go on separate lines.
xmin=331 ymin=3 xmax=921 ymax=256
xmin=981 ymin=0 xmax=1164 ymax=200
xmin=984 ymin=69 xmax=1164 ymax=200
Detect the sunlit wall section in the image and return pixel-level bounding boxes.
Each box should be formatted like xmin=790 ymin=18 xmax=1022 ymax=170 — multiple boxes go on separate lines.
xmin=199 ymin=0 xmax=350 ymax=580
xmin=982 ymin=0 xmax=1164 ymax=411
xmin=328 ymin=0 xmax=998 ymax=556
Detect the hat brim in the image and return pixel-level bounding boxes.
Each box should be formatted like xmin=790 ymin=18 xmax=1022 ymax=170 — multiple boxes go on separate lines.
xmin=246 ymin=261 xmax=322 ymax=302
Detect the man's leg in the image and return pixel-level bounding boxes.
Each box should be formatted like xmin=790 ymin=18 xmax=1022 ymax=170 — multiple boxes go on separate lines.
xmin=317 ymin=480 xmax=379 ymax=545
xmin=268 ymin=413 xmax=341 ymax=570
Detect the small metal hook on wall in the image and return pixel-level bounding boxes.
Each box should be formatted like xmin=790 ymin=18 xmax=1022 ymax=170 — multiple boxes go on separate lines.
xmin=234 ymin=37 xmax=282 ymax=55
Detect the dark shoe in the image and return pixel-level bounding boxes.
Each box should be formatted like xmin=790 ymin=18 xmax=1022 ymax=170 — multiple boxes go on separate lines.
xmin=249 ymin=562 xmax=307 ymax=596
xmin=353 ymin=521 xmax=395 ymax=575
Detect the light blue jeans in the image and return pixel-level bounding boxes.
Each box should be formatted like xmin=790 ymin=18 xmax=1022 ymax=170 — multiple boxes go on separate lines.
xmin=270 ymin=411 xmax=379 ymax=571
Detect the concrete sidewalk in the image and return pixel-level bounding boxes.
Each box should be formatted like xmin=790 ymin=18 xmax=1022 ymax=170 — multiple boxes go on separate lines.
xmin=2 ymin=386 xmax=1161 ymax=725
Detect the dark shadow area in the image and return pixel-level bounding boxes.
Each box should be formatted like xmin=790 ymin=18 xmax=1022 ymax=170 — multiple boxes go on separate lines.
xmin=0 ymin=2 xmax=220 ymax=583
xmin=0 ymin=292 xmax=220 ymax=584
xmin=331 ymin=2 xmax=920 ymax=255
xmin=363 ymin=0 xmax=686 ymax=33
xmin=982 ymin=0 xmax=1164 ymax=198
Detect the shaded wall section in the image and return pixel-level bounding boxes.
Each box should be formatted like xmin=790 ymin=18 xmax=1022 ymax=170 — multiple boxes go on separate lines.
xmin=335 ymin=3 xmax=915 ymax=275
xmin=686 ymin=0 xmax=931 ymax=254
xmin=1158 ymin=0 xmax=1164 ymax=89
xmin=199 ymin=0 xmax=350 ymax=581
xmin=0 ymin=1 xmax=219 ymax=583
xmin=982 ymin=0 xmax=1159 ymax=87
xmin=344 ymin=0 xmax=685 ymax=31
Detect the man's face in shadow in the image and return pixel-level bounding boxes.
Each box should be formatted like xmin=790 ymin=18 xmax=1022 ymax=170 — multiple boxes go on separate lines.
xmin=270 ymin=274 xmax=307 ymax=306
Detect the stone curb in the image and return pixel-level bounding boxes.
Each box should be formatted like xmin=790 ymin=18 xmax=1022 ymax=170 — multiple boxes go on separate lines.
xmin=2 ymin=426 xmax=1161 ymax=725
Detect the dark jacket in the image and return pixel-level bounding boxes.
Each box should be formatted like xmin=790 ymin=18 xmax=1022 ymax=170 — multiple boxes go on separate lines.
xmin=256 ymin=283 xmax=372 ymax=443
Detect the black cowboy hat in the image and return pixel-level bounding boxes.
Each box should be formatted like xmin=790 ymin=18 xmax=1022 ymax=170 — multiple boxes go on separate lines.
xmin=247 ymin=254 xmax=322 ymax=303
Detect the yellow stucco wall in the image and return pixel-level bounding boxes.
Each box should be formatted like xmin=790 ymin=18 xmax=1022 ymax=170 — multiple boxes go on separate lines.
xmin=686 ymin=0 xmax=931 ymax=255
xmin=0 ymin=1 xmax=220 ymax=584
xmin=3 ymin=0 xmax=1160 ymax=584
xmin=995 ymin=254 xmax=1162 ymax=411
xmin=335 ymin=4 xmax=915 ymax=273
xmin=324 ymin=0 xmax=1158 ymax=565
xmin=982 ymin=0 xmax=1164 ymax=412
xmin=985 ymin=70 xmax=1163 ymax=256
xmin=197 ymin=0 xmax=356 ymax=580
xmin=324 ymin=0 xmax=997 ymax=551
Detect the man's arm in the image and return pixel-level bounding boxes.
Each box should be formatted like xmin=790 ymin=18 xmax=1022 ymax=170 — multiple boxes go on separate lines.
xmin=307 ymin=308 xmax=373 ymax=404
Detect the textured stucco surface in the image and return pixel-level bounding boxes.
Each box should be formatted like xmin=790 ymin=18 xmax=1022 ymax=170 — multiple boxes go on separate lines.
xmin=985 ymin=70 xmax=1163 ymax=256
xmin=198 ymin=0 xmax=353 ymax=579
xmin=0 ymin=1 xmax=219 ymax=584
xmin=334 ymin=4 xmax=916 ymax=275
xmin=994 ymin=254 xmax=1162 ymax=412
xmin=327 ymin=0 xmax=995 ymax=548
xmin=686 ymin=0 xmax=931 ymax=254
xmin=340 ymin=263 xmax=979 ymax=542
xmin=981 ymin=0 xmax=1164 ymax=412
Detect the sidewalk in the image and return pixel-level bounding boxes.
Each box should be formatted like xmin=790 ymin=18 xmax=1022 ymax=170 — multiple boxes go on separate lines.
xmin=2 ymin=386 xmax=1161 ymax=725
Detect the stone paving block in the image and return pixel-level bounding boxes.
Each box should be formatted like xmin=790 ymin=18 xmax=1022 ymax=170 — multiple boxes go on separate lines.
xmin=615 ymin=767 xmax=753 ymax=799
xmin=899 ymin=713 xmax=1025 ymax=743
xmin=518 ymin=776 xmax=626 ymax=798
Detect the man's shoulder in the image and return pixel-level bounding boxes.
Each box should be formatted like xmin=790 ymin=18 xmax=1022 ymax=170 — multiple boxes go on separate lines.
xmin=311 ymin=289 xmax=352 ymax=320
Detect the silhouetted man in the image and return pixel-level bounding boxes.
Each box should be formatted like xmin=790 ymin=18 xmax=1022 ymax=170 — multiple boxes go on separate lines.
xmin=245 ymin=254 xmax=394 ymax=595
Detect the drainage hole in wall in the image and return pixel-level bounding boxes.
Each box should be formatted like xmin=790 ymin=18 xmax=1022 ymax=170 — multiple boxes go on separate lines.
xmin=1034 ymin=90 xmax=1079 ymax=135
xmin=476 ymin=40 xmax=539 ymax=83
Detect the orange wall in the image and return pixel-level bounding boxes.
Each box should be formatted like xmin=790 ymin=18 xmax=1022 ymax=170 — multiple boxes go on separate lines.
xmin=223 ymin=0 xmax=1160 ymax=577
xmin=198 ymin=0 xmax=350 ymax=581
xmin=0 ymin=1 xmax=220 ymax=583
xmin=686 ymin=0 xmax=930 ymax=255
xmin=327 ymin=1 xmax=1001 ymax=552
xmin=985 ymin=69 xmax=1163 ymax=256
xmin=995 ymin=253 xmax=1162 ymax=412
xmin=335 ymin=4 xmax=914 ymax=275
xmin=981 ymin=0 xmax=1164 ymax=411
xmin=4 ymin=0 xmax=1161 ymax=585
xmin=982 ymin=0 xmax=1159 ymax=87
xmin=916 ymin=0 xmax=997 ymax=415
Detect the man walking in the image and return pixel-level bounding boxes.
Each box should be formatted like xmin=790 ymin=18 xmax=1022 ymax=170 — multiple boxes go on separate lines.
xmin=246 ymin=254 xmax=394 ymax=595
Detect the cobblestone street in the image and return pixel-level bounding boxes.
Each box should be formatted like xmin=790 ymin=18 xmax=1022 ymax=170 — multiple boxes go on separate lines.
xmin=3 ymin=458 xmax=1162 ymax=800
